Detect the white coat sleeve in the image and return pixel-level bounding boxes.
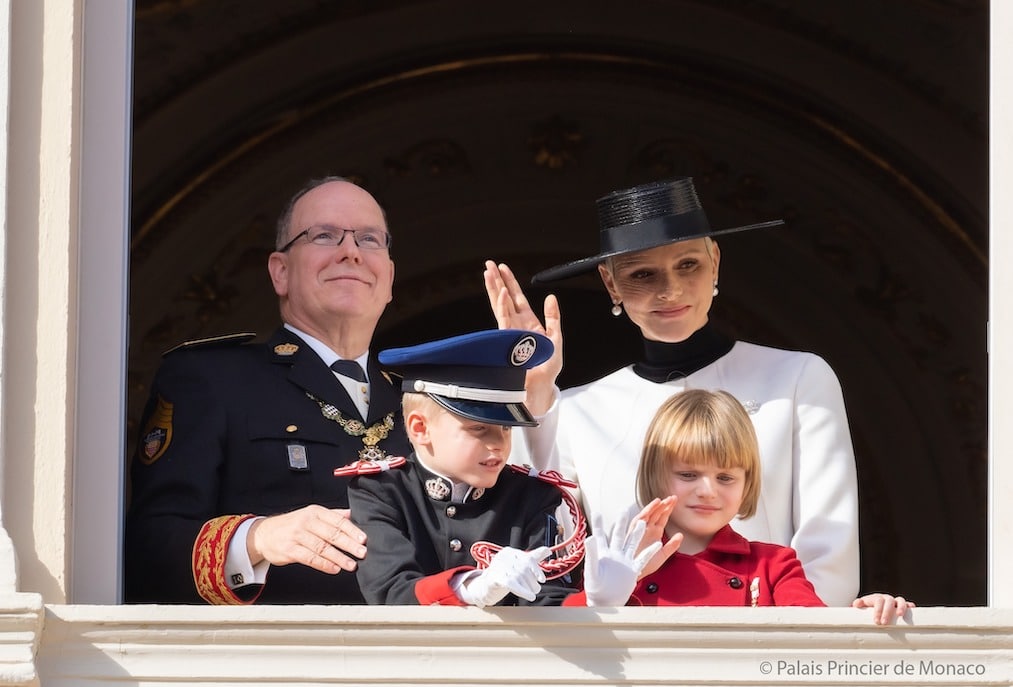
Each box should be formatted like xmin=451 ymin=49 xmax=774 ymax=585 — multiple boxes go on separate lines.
xmin=791 ymin=354 xmax=861 ymax=606
xmin=513 ymin=386 xmax=566 ymax=474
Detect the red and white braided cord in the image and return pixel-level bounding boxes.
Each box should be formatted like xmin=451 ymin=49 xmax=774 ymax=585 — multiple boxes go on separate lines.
xmin=470 ymin=465 xmax=586 ymax=580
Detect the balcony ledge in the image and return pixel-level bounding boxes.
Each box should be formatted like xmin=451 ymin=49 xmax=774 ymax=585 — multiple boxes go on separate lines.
xmin=0 ymin=599 xmax=1007 ymax=686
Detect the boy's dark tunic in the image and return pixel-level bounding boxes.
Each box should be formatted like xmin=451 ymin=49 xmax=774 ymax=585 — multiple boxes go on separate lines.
xmin=348 ymin=455 xmax=576 ymax=605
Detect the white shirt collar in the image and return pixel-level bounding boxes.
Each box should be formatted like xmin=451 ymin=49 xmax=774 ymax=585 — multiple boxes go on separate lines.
xmin=283 ymin=323 xmax=370 ymax=377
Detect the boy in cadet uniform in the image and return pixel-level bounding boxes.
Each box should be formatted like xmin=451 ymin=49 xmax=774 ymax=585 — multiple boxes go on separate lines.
xmin=341 ymin=328 xmax=569 ymax=606
xmin=342 ymin=329 xmax=658 ymax=607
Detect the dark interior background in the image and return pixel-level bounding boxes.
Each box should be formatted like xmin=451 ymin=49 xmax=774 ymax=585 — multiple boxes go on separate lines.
xmin=128 ymin=0 xmax=988 ymax=605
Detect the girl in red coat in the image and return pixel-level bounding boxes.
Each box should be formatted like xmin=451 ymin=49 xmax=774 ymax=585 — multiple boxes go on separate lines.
xmin=572 ymin=389 xmax=913 ymax=625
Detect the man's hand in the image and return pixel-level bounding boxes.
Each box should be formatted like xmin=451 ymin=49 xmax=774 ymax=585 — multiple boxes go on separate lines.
xmin=247 ymin=505 xmax=367 ymax=574
xmin=483 ymin=260 xmax=562 ymax=416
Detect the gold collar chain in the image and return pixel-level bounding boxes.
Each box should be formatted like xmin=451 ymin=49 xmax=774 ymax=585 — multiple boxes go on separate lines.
xmin=306 ymin=392 xmax=395 ymax=461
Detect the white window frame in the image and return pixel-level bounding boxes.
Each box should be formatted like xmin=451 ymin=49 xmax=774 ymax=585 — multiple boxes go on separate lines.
xmin=71 ymin=0 xmax=132 ymax=603
xmin=988 ymin=0 xmax=1012 ymax=609
xmin=0 ymin=0 xmax=14 ymax=593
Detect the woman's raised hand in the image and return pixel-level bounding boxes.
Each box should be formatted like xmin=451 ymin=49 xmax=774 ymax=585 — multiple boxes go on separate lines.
xmin=484 ymin=260 xmax=562 ymax=415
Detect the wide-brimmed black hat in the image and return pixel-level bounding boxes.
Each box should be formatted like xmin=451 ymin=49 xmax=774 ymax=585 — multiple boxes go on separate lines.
xmin=532 ymin=177 xmax=783 ymax=284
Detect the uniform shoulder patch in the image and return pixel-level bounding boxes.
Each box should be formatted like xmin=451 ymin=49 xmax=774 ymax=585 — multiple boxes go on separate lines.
xmin=162 ymin=332 xmax=257 ymax=356
xmin=137 ymin=395 xmax=174 ymax=465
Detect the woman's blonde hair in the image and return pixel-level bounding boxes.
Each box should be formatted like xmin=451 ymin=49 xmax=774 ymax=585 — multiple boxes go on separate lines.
xmin=636 ymin=388 xmax=761 ymax=518
xmin=602 ymin=237 xmax=716 ymax=276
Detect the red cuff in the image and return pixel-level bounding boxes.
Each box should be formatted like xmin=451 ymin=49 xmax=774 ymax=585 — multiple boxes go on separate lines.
xmin=192 ymin=514 xmax=261 ymax=605
xmin=562 ymin=590 xmax=588 ymax=606
xmin=414 ymin=566 xmax=475 ymax=606
xmin=562 ymin=591 xmax=640 ymax=607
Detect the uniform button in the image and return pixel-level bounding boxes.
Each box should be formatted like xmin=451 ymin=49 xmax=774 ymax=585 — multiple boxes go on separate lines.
xmin=728 ymin=577 xmax=743 ymax=589
xmin=285 ymin=425 xmax=298 ymax=433
xmin=446 ymin=506 xmax=457 ymax=517
xmin=646 ymin=582 xmax=659 ymax=594
xmin=449 ymin=538 xmax=462 ymax=552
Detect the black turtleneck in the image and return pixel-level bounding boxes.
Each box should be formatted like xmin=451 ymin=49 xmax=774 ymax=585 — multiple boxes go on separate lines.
xmin=632 ymin=322 xmax=735 ymax=383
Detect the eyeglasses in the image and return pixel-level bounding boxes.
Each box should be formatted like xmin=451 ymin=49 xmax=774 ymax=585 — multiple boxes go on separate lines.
xmin=278 ymin=224 xmax=392 ymax=252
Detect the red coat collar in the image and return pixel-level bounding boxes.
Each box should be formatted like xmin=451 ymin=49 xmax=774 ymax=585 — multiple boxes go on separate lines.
xmin=680 ymin=524 xmax=752 ymax=556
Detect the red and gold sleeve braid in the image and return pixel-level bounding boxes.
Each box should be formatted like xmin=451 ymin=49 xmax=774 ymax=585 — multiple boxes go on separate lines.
xmin=192 ymin=514 xmax=261 ymax=605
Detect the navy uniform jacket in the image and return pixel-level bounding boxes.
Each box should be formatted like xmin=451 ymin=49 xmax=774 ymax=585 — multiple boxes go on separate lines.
xmin=124 ymin=326 xmax=411 ymax=604
xmin=348 ymin=455 xmax=577 ymax=605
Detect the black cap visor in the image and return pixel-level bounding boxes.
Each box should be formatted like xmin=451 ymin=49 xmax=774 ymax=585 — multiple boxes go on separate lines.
xmin=428 ymin=395 xmax=538 ymax=428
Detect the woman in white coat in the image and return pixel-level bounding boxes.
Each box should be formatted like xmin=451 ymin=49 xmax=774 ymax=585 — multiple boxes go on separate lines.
xmin=485 ymin=177 xmax=859 ymax=606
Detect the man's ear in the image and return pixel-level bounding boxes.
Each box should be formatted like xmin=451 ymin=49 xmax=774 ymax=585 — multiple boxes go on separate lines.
xmin=268 ymin=252 xmax=288 ymax=297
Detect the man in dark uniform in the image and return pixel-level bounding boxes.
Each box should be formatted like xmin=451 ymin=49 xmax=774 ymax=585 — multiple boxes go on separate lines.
xmin=125 ymin=177 xmax=411 ymax=604
xmin=343 ymin=328 xmax=586 ymax=606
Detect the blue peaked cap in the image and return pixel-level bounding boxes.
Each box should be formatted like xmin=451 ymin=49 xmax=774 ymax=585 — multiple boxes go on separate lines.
xmin=379 ymin=329 xmax=553 ymax=427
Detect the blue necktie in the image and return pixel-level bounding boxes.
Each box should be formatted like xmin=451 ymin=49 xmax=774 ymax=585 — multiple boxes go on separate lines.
xmin=330 ymin=359 xmax=367 ymax=383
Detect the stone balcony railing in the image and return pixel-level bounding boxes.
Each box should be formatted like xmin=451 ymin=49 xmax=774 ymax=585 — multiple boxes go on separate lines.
xmin=4 ymin=593 xmax=1012 ymax=686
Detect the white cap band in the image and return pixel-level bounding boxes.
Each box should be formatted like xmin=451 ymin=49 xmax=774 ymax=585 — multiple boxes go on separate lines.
xmin=412 ymin=379 xmax=526 ymax=403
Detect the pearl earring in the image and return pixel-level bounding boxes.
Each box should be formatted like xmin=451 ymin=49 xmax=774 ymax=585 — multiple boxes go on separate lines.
xmin=712 ymin=282 xmax=719 ymax=297
xmin=611 ymin=302 xmax=623 ymax=317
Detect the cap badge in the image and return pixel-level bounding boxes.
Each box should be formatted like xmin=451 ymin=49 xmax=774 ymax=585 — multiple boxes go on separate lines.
xmin=510 ymin=335 xmax=537 ymax=366
xmin=274 ymin=343 xmax=299 ymax=356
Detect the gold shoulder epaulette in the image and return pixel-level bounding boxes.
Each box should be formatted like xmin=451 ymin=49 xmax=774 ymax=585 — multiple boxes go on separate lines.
xmin=163 ymin=332 xmax=257 ymax=356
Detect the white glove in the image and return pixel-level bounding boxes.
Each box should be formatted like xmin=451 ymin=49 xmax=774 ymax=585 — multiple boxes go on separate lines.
xmin=583 ymin=514 xmax=662 ymax=607
xmin=458 ymin=546 xmax=552 ymax=608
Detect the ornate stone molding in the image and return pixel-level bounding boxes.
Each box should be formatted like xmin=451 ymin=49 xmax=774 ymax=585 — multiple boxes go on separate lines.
xmin=0 ymin=593 xmax=43 ymax=686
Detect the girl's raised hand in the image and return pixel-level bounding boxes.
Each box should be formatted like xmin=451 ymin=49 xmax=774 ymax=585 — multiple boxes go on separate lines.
xmin=629 ymin=496 xmax=682 ymax=578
